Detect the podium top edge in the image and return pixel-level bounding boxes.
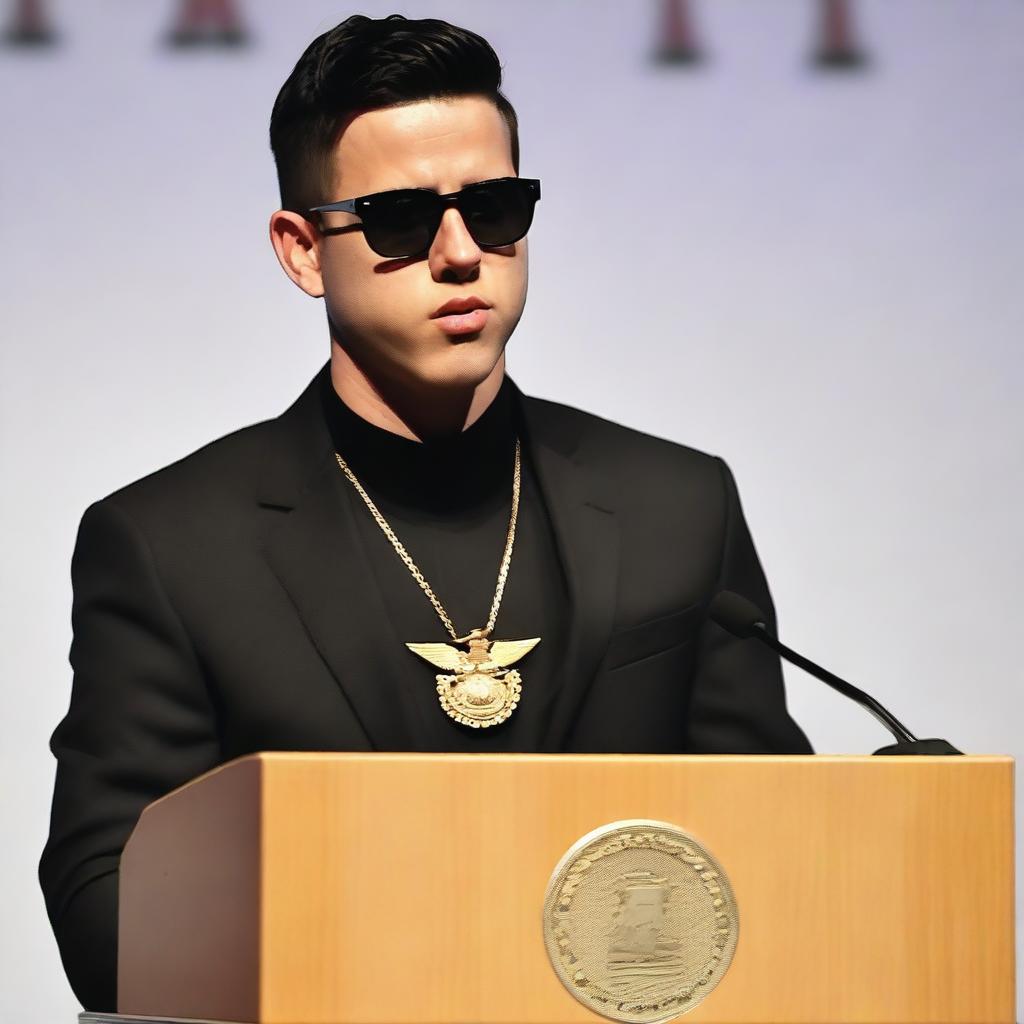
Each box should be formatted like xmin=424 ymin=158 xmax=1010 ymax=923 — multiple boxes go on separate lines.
xmin=231 ymin=751 xmax=1014 ymax=766
xmin=143 ymin=753 xmax=1011 ymax=815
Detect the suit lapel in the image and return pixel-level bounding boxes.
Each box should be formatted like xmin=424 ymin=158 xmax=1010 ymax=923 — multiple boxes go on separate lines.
xmin=517 ymin=393 xmax=620 ymax=751
xmin=256 ymin=365 xmax=425 ymax=749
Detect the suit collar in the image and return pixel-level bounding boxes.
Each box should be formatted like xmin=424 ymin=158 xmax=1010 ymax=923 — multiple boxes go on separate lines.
xmin=254 ymin=365 xmax=613 ymax=508
xmin=257 ymin=365 xmax=620 ymax=750
xmin=255 ymin=363 xmax=335 ymax=511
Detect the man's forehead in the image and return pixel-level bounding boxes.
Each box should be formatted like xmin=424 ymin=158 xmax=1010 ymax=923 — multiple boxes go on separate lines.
xmin=330 ymin=96 xmax=513 ymax=195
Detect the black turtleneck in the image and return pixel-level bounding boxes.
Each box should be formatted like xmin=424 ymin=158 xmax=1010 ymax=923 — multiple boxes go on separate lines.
xmin=319 ymin=373 xmax=568 ymax=751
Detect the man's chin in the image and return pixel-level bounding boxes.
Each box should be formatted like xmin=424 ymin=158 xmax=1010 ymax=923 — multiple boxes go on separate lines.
xmin=332 ymin=331 xmax=504 ymax=393
xmin=406 ymin=341 xmax=506 ymax=393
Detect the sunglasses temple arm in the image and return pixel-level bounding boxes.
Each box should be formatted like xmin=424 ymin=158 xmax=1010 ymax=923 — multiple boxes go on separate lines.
xmin=308 ymin=199 xmax=359 ymax=216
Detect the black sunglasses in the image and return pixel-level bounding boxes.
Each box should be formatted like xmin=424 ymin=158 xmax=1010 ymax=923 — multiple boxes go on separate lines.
xmin=309 ymin=176 xmax=541 ymax=259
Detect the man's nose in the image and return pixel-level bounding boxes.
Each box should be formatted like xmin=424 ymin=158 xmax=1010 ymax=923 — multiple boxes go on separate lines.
xmin=429 ymin=206 xmax=481 ymax=279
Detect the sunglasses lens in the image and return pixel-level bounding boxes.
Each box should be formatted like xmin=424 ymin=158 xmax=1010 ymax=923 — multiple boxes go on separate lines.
xmin=364 ymin=191 xmax=438 ymax=258
xmin=360 ymin=179 xmax=537 ymax=258
xmin=461 ymin=179 xmax=536 ymax=247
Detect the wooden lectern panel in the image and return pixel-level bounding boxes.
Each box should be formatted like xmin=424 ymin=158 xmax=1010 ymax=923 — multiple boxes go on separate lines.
xmin=119 ymin=754 xmax=1015 ymax=1024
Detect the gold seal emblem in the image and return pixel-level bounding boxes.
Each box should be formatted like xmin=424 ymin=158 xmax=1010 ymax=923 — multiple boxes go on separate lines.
xmin=543 ymin=820 xmax=738 ymax=1023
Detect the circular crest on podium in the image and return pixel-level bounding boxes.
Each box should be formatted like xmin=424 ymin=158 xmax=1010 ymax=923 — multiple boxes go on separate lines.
xmin=543 ymin=820 xmax=738 ymax=1022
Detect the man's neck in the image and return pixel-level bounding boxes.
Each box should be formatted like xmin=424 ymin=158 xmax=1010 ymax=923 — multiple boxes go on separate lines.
xmin=329 ymin=343 xmax=506 ymax=441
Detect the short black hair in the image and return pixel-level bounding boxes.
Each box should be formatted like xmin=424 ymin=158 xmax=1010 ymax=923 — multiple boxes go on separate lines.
xmin=270 ymin=13 xmax=520 ymax=215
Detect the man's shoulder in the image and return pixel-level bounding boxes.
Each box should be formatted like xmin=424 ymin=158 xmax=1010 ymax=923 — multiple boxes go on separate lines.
xmin=521 ymin=392 xmax=725 ymax=480
xmin=89 ymin=417 xmax=278 ymax=524
xmin=87 ymin=368 xmax=326 ymax=527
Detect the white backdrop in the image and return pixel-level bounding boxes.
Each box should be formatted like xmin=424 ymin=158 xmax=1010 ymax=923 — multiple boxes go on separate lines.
xmin=2 ymin=1 xmax=1021 ymax=1019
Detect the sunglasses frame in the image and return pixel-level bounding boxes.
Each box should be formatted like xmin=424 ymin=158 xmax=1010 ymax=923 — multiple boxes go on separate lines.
xmin=308 ymin=176 xmax=541 ymax=258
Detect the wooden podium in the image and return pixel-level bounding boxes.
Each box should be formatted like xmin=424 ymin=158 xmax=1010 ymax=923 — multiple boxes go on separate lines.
xmin=101 ymin=753 xmax=1013 ymax=1024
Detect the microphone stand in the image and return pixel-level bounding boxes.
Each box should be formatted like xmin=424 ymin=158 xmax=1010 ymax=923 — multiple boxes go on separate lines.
xmin=750 ymin=624 xmax=962 ymax=756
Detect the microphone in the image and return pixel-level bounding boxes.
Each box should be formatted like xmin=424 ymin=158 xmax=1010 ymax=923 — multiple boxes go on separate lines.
xmin=709 ymin=591 xmax=961 ymax=756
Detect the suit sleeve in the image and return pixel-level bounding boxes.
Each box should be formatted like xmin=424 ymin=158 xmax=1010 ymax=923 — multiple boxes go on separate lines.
xmin=685 ymin=458 xmax=813 ymax=754
xmin=39 ymin=498 xmax=222 ymax=1011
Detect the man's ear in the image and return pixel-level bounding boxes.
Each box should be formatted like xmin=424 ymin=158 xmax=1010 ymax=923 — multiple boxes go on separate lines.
xmin=269 ymin=210 xmax=325 ymax=298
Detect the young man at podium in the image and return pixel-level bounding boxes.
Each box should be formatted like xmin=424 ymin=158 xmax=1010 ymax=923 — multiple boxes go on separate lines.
xmin=40 ymin=13 xmax=811 ymax=1013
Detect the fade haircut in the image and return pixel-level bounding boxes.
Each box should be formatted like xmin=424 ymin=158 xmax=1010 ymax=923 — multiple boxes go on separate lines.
xmin=270 ymin=13 xmax=520 ymax=215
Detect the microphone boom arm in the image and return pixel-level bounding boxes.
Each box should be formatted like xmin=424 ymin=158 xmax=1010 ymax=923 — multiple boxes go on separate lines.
xmin=752 ymin=624 xmax=917 ymax=745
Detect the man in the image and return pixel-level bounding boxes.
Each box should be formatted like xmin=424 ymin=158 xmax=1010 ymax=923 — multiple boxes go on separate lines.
xmin=40 ymin=13 xmax=811 ymax=1012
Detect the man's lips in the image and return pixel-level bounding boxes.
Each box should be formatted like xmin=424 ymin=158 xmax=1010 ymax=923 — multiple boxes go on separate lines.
xmin=433 ymin=308 xmax=490 ymax=335
xmin=431 ymin=295 xmax=490 ymax=318
xmin=430 ymin=295 xmax=491 ymax=335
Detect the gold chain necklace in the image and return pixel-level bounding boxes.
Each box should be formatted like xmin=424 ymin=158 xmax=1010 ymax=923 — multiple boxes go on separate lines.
xmin=333 ymin=438 xmax=540 ymax=728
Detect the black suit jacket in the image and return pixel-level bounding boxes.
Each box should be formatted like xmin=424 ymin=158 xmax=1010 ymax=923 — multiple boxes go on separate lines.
xmin=40 ymin=366 xmax=811 ymax=1010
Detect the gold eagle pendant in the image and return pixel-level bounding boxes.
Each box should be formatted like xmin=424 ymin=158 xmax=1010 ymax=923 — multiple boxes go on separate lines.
xmin=406 ymin=634 xmax=541 ymax=728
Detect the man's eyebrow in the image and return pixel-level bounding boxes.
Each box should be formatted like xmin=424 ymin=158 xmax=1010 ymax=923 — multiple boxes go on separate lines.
xmin=350 ymin=176 xmax=504 ymax=199
xmin=366 ymin=183 xmax=437 ymax=195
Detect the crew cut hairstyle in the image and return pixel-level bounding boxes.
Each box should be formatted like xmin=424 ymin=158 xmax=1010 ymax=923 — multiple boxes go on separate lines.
xmin=270 ymin=13 xmax=520 ymax=216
